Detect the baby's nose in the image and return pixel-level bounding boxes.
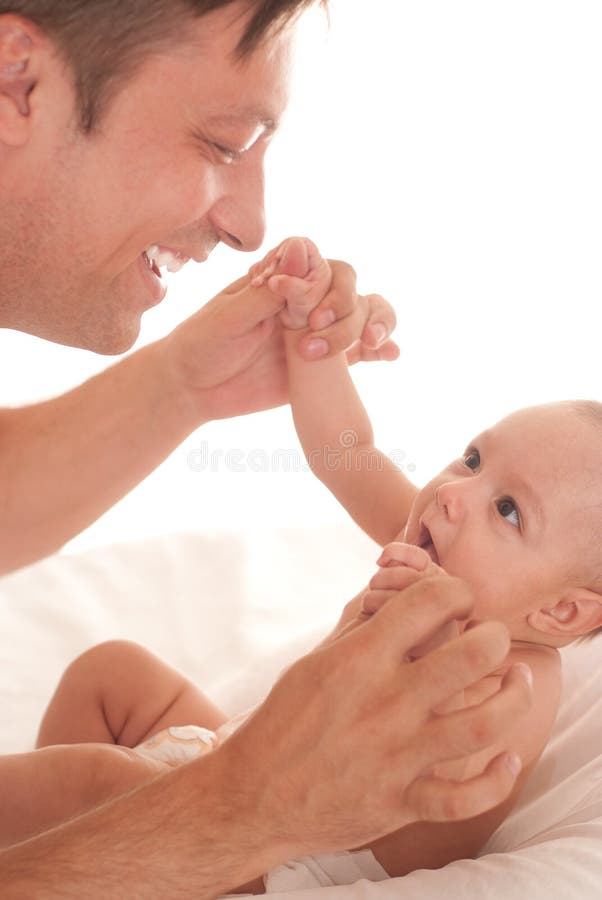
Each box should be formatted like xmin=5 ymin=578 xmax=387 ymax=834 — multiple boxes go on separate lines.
xmin=435 ymin=481 xmax=465 ymax=522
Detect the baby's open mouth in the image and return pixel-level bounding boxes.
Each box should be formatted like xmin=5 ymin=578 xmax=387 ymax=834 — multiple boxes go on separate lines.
xmin=417 ymin=521 xmax=440 ymax=565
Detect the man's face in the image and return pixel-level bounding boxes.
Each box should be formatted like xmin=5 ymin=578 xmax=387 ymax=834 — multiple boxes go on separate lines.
xmin=402 ymin=404 xmax=602 ymax=638
xmin=1 ymin=4 xmax=292 ymax=351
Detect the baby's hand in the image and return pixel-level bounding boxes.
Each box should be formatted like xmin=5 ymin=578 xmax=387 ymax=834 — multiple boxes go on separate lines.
xmin=364 ymin=542 xmax=461 ymax=663
xmin=362 ymin=542 xmax=444 ymax=614
xmin=248 ymin=237 xmax=332 ymax=329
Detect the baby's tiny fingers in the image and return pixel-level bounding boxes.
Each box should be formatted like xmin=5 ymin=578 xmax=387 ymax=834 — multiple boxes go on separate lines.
xmin=377 ymin=542 xmax=432 ymax=571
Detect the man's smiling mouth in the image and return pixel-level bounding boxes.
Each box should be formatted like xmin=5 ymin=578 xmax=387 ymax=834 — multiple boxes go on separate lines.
xmin=142 ymin=245 xmax=190 ymax=275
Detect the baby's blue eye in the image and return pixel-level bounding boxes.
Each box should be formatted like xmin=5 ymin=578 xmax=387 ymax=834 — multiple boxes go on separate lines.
xmin=497 ymin=497 xmax=520 ymax=528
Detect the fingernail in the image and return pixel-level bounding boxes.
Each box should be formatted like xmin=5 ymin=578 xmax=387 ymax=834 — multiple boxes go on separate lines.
xmin=304 ymin=339 xmax=329 ymax=359
xmin=314 ymin=309 xmax=336 ymax=329
xmin=371 ymin=323 xmax=387 ymax=345
xmin=504 ymin=752 xmax=522 ymax=777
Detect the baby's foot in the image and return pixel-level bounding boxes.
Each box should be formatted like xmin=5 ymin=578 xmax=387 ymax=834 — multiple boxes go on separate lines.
xmin=249 ymin=237 xmax=332 ymax=329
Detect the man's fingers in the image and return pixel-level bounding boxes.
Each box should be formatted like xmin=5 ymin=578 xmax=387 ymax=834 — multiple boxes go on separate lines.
xmin=410 ymin=620 xmax=512 ymax=708
xmin=360 ymin=293 xmax=398 ymax=349
xmin=416 ymin=661 xmax=533 ymax=768
xmin=405 ymin=751 xmax=522 ymax=823
xmin=300 ymin=307 xmax=364 ymax=356
xmin=299 ymin=311 xmax=396 ymax=359
xmin=365 ymin=575 xmax=477 ymax=663
xmin=302 ymin=265 xmax=397 ymax=358
xmin=346 ymin=339 xmax=400 ymax=364
xmin=362 ymin=590 xmax=392 ymax=616
xmin=203 ymin=273 xmax=286 ymax=332
xmin=368 ymin=567 xmax=423 ymax=593
xmin=307 ymin=258 xmax=357 ymax=327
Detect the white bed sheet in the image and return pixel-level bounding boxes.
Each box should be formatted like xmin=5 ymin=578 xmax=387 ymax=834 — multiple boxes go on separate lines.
xmin=1 ymin=526 xmax=601 ymax=898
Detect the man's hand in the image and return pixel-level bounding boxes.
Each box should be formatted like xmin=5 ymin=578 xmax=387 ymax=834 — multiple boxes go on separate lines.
xmin=216 ymin=573 xmax=532 ymax=866
xmin=161 ymin=262 xmax=398 ymax=422
xmin=325 ymin=542 xmax=445 ymax=645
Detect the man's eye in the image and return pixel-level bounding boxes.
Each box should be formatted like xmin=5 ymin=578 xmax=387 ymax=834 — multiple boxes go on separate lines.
xmin=496 ymin=497 xmax=521 ymax=529
xmin=463 ymin=449 xmax=480 ymax=471
xmin=212 ymin=143 xmax=240 ymax=165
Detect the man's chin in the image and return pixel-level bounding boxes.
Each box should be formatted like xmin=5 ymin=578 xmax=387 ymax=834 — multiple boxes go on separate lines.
xmin=38 ymin=317 xmax=141 ymax=356
xmin=83 ymin=326 xmax=141 ymax=356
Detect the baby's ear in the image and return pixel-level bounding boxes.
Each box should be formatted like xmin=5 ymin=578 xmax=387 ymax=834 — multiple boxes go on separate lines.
xmin=528 ymin=588 xmax=602 ymax=639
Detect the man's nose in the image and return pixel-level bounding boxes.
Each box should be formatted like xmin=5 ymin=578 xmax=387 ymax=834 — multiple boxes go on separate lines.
xmin=435 ymin=481 xmax=467 ymax=522
xmin=209 ymin=160 xmax=266 ymax=253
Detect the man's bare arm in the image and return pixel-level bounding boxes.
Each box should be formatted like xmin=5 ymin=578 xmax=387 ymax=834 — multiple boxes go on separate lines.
xmin=0 ymin=265 xmax=396 ymax=573
xmin=0 ymin=338 xmax=200 ymax=572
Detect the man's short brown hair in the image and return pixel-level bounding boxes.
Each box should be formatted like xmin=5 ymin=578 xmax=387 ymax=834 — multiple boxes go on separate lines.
xmin=0 ymin=1 xmax=326 ymax=130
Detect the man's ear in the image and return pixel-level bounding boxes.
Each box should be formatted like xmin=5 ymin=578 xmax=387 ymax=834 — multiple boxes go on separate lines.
xmin=0 ymin=17 xmax=40 ymax=146
xmin=528 ymin=588 xmax=602 ymax=638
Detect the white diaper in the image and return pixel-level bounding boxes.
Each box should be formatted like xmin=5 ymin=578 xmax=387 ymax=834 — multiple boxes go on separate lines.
xmin=134 ymin=709 xmax=252 ymax=765
xmin=135 ymin=724 xmax=218 ymax=764
xmin=264 ymin=850 xmax=389 ymax=891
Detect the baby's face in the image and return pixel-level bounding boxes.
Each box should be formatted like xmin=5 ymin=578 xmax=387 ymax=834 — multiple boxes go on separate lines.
xmin=403 ymin=404 xmax=601 ymax=638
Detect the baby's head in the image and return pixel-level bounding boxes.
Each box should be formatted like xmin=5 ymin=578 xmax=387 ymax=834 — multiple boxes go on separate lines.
xmin=403 ymin=400 xmax=602 ymax=647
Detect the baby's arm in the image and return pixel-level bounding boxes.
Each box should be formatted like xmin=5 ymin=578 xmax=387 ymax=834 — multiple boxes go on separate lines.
xmin=251 ymin=238 xmax=418 ymax=546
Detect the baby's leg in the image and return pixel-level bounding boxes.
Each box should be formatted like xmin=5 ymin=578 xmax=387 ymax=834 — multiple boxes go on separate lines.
xmin=249 ymin=236 xmax=332 ymax=328
xmin=37 ymin=640 xmax=227 ymax=749
xmin=1 ymin=743 xmax=171 ymax=849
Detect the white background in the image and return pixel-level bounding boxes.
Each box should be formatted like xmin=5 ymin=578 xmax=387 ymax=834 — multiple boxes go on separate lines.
xmin=1 ymin=0 xmax=600 ymax=553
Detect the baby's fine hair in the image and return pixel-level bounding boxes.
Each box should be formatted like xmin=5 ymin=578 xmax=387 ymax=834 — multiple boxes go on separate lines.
xmin=570 ymin=400 xmax=602 ymax=642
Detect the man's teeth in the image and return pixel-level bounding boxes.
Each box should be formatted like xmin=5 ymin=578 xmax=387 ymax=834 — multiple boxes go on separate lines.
xmin=145 ymin=245 xmax=188 ymax=274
